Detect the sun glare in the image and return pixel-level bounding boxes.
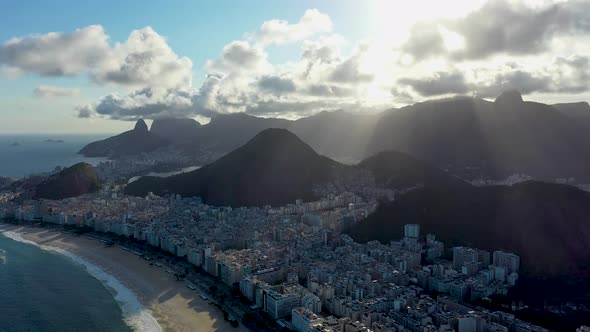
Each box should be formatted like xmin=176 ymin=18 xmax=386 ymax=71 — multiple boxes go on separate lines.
xmin=368 ymin=0 xmax=487 ymax=48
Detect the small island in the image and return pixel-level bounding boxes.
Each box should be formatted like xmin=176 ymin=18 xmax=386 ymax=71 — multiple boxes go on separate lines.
xmin=44 ymin=139 xmax=64 ymax=143
xmin=10 ymin=142 xmax=20 ymax=147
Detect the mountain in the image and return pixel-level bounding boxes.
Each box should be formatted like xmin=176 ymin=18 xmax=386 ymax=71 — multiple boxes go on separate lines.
xmin=79 ymin=119 xmax=169 ymax=157
xmin=552 ymin=102 xmax=590 ymax=128
xmin=347 ymin=180 xmax=590 ymax=278
xmin=367 ymin=92 xmax=590 ymax=181
xmin=288 ymin=110 xmax=383 ymax=163
xmin=125 ymin=128 xmax=347 ymax=206
xmin=146 ymin=111 xmax=381 ymax=163
xmin=81 ymin=92 xmax=590 ymax=181
xmin=357 ymin=151 xmax=466 ymax=190
xmin=193 ymin=113 xmax=291 ymax=152
xmin=150 ymin=117 xmax=201 ymax=143
xmin=35 ymin=163 xmax=100 ymax=199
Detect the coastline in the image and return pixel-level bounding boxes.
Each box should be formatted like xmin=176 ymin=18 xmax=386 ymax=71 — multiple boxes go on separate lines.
xmin=0 ymin=228 xmax=160 ymax=332
xmin=0 ymin=223 xmax=247 ymax=332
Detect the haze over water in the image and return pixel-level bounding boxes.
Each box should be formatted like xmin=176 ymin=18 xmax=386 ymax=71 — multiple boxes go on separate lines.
xmin=0 ymin=135 xmax=108 ymax=178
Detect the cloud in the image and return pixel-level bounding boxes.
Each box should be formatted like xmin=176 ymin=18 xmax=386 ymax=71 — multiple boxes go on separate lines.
xmin=329 ymin=44 xmax=373 ymax=83
xmin=399 ymin=71 xmax=470 ymax=96
xmin=548 ymin=55 xmax=590 ymax=93
xmin=469 ymin=56 xmax=590 ymax=98
xmin=92 ymin=27 xmax=193 ymax=88
xmin=254 ymin=9 xmax=332 ymax=46
xmin=401 ymin=22 xmax=446 ymax=60
xmin=0 ymin=25 xmax=110 ymax=76
xmin=72 ymin=4 xmax=590 ymax=122
xmin=391 ymin=87 xmax=416 ymax=104
xmin=78 ymin=74 xmax=225 ymax=121
xmin=0 ymin=66 xmax=22 ymax=78
xmin=207 ymin=40 xmax=270 ymax=74
xmin=0 ymin=25 xmax=192 ymax=89
xmin=402 ymin=0 xmax=590 ymax=60
xmin=80 ymin=88 xmax=196 ymax=120
xmin=77 ymin=105 xmax=94 ymax=118
xmin=257 ymin=75 xmax=296 ymax=95
xmin=306 ymin=84 xmax=355 ymax=97
xmin=33 ymin=85 xmax=80 ymax=98
xmin=474 ymin=70 xmax=552 ymax=98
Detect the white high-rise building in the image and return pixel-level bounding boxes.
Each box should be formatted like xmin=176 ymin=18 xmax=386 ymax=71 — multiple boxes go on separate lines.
xmin=493 ymin=251 xmax=520 ymax=273
xmin=404 ymin=224 xmax=420 ymax=239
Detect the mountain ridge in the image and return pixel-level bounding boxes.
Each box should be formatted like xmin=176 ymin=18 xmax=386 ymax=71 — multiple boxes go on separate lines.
xmin=125 ymin=128 xmax=348 ymax=206
xmin=81 ymin=92 xmax=590 ymax=181
xmin=79 ymin=119 xmax=169 ymax=157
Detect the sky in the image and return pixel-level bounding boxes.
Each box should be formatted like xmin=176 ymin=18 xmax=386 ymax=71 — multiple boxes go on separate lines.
xmin=1 ymin=0 xmax=589 ymax=134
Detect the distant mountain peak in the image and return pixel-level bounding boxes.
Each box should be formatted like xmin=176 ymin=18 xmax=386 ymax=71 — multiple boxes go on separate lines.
xmin=134 ymin=119 xmax=149 ymax=132
xmin=251 ymin=128 xmax=302 ymax=143
xmin=149 ymin=117 xmax=201 ymax=142
xmin=494 ymin=90 xmax=523 ymax=106
xmin=79 ymin=119 xmax=168 ymax=157
xmin=125 ymin=127 xmax=343 ymax=206
xmin=232 ymin=128 xmax=321 ymax=161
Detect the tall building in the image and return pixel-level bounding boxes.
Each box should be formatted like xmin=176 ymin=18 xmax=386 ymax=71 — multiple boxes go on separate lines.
xmin=453 ymin=247 xmax=490 ymax=272
xmin=404 ymin=224 xmax=420 ymax=239
xmin=458 ymin=313 xmax=486 ymax=332
xmin=292 ymin=307 xmax=323 ymax=332
xmin=458 ymin=315 xmax=477 ymax=332
xmin=493 ymin=251 xmax=520 ymax=273
xmin=302 ymin=293 xmax=322 ymax=314
xmin=266 ymin=289 xmax=302 ymax=319
xmin=453 ymin=247 xmax=478 ymax=270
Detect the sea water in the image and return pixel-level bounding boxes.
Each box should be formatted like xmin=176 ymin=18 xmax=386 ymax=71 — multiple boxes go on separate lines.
xmin=0 ymin=230 xmax=161 ymax=332
xmin=0 ymin=134 xmax=108 ymax=178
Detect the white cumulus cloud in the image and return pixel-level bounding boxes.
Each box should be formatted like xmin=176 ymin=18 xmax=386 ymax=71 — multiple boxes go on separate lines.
xmin=254 ymin=9 xmax=333 ymax=46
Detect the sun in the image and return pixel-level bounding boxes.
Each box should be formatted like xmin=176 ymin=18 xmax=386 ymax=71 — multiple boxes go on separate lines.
xmin=367 ymin=0 xmax=486 ymax=48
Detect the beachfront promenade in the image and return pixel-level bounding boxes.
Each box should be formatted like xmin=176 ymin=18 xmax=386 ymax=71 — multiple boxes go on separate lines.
xmin=0 ymin=221 xmax=252 ymax=332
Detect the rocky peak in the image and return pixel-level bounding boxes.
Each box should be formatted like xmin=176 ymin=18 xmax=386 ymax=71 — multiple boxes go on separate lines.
xmin=134 ymin=119 xmax=149 ymax=132
xmin=494 ymin=90 xmax=524 ymax=107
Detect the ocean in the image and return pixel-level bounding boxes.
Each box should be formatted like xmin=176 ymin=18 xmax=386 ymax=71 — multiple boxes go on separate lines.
xmin=0 ymin=134 xmax=109 ymax=178
xmin=0 ymin=231 xmax=132 ymax=332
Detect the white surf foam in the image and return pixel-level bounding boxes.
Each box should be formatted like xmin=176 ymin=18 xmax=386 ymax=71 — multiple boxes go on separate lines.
xmin=0 ymin=228 xmax=162 ymax=332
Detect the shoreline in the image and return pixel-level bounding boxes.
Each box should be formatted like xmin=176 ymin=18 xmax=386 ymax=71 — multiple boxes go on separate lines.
xmin=0 ymin=222 xmax=247 ymax=332
xmin=0 ymin=228 xmax=161 ymax=332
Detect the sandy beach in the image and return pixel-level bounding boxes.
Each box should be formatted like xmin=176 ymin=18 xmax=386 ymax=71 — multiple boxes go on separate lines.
xmin=0 ymin=223 xmax=249 ymax=332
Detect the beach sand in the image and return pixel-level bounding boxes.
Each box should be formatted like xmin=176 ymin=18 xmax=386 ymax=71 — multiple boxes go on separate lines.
xmin=0 ymin=224 xmax=249 ymax=332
